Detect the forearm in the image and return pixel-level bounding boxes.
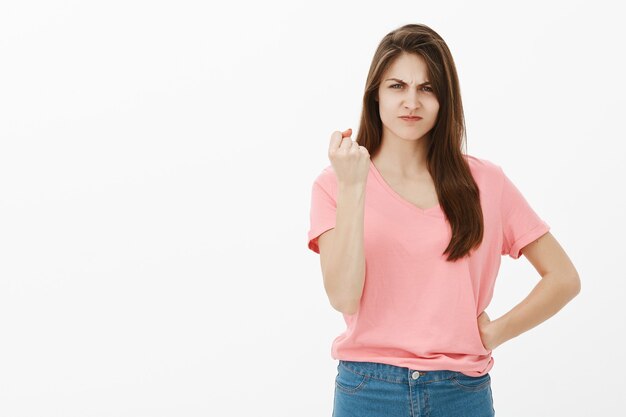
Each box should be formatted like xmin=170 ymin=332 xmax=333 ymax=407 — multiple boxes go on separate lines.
xmin=495 ymin=272 xmax=580 ymax=345
xmin=324 ymin=183 xmax=366 ymax=313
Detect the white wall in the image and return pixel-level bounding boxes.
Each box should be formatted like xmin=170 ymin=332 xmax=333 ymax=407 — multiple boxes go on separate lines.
xmin=0 ymin=0 xmax=623 ymax=416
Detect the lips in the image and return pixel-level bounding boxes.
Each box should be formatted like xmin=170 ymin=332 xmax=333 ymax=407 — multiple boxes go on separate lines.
xmin=400 ymin=116 xmax=422 ymax=120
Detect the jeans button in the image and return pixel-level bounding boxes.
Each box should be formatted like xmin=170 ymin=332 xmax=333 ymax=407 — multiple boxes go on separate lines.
xmin=411 ymin=371 xmax=420 ymax=379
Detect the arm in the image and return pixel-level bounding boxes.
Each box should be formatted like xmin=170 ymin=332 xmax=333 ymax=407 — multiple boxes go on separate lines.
xmin=319 ymin=183 xmax=366 ymax=315
xmin=481 ymin=232 xmax=581 ymax=349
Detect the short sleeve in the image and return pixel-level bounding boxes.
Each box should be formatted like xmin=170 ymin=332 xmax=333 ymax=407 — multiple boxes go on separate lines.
xmin=499 ymin=167 xmax=550 ymax=259
xmin=307 ymin=169 xmax=337 ymax=254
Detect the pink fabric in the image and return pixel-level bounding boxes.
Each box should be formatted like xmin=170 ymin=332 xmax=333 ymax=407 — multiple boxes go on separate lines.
xmin=307 ymin=154 xmax=550 ymax=376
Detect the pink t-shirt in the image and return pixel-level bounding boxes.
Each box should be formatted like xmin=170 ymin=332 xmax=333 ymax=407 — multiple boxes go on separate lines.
xmin=307 ymin=154 xmax=550 ymax=376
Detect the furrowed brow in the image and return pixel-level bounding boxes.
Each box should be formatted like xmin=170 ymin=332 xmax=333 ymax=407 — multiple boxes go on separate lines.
xmin=385 ymin=78 xmax=431 ymax=86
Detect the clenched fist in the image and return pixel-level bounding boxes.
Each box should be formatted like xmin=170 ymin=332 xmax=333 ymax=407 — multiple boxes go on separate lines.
xmin=328 ymin=128 xmax=370 ymax=187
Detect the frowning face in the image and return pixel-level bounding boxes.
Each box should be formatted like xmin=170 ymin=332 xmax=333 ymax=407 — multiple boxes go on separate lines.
xmin=376 ymin=53 xmax=440 ymax=143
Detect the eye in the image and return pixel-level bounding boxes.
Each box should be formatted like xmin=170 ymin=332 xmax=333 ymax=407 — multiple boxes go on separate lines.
xmin=389 ymin=84 xmax=433 ymax=92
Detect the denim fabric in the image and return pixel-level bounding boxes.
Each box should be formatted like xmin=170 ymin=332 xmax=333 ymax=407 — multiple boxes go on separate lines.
xmin=333 ymin=360 xmax=495 ymax=417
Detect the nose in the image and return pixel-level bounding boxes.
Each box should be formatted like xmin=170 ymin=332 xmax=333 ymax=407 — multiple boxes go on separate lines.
xmin=403 ymin=89 xmax=421 ymax=109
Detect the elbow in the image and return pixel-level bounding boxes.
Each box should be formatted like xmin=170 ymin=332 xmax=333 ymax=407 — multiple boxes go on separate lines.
xmin=572 ymin=276 xmax=581 ymax=296
xmin=340 ymin=300 xmax=360 ymax=315
xmin=324 ymin=278 xmax=361 ymax=315
xmin=330 ymin=297 xmax=360 ymax=315
xmin=566 ymin=274 xmax=582 ymax=297
xmin=547 ymin=270 xmax=581 ymax=297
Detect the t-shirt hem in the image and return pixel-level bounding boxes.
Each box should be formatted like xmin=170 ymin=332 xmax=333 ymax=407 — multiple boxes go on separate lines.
xmin=331 ymin=354 xmax=494 ymax=377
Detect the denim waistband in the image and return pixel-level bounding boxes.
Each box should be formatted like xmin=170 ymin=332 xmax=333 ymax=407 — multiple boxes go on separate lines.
xmin=339 ymin=360 xmax=461 ymax=384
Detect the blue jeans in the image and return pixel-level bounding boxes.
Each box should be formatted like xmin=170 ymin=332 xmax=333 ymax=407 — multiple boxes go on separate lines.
xmin=333 ymin=360 xmax=495 ymax=417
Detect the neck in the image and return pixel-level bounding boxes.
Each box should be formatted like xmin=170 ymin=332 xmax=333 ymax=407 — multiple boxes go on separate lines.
xmin=371 ymin=132 xmax=430 ymax=178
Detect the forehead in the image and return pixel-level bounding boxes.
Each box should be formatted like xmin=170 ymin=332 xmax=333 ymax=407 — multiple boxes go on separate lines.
xmin=383 ymin=53 xmax=430 ymax=81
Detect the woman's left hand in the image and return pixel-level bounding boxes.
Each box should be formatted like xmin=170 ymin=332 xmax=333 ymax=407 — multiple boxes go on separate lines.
xmin=477 ymin=311 xmax=505 ymax=351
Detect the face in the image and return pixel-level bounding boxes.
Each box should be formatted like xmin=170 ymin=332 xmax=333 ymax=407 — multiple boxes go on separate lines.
xmin=376 ymin=53 xmax=440 ymax=142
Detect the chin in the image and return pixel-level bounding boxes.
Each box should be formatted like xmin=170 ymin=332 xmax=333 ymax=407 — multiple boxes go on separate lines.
xmin=399 ymin=128 xmax=426 ymax=138
xmin=397 ymin=134 xmax=424 ymax=141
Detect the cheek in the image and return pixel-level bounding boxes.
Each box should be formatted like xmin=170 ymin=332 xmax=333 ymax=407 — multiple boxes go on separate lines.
xmin=379 ymin=102 xmax=394 ymax=118
xmin=426 ymin=101 xmax=440 ymax=118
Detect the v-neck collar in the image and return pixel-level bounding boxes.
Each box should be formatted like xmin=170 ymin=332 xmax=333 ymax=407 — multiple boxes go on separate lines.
xmin=369 ymin=159 xmax=443 ymax=216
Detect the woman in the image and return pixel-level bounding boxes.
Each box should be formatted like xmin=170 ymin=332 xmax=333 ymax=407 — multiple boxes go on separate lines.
xmin=307 ymin=23 xmax=581 ymax=417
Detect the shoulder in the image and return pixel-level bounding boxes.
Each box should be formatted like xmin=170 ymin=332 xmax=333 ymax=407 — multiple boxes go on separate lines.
xmin=311 ymin=164 xmax=338 ymax=194
xmin=464 ymin=153 xmax=504 ymax=182
xmin=464 ymin=153 xmax=501 ymax=172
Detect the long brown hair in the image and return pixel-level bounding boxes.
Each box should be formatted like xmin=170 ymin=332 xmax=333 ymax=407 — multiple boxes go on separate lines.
xmin=355 ymin=23 xmax=483 ymax=262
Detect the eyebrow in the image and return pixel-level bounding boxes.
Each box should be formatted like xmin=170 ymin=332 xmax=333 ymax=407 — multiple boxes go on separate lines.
xmin=385 ymin=78 xmax=431 ymax=85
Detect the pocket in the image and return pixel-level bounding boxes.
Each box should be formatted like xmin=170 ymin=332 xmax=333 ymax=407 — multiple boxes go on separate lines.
xmin=335 ymin=363 xmax=370 ymax=394
xmin=451 ymin=372 xmax=491 ymax=391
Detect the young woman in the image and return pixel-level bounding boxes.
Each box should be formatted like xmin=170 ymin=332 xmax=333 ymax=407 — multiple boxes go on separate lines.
xmin=307 ymin=23 xmax=581 ymax=417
